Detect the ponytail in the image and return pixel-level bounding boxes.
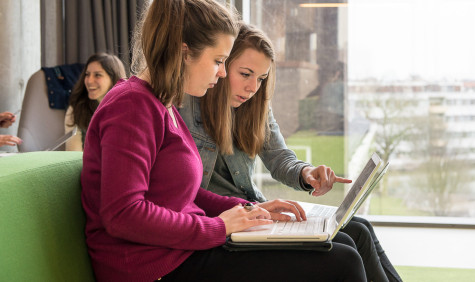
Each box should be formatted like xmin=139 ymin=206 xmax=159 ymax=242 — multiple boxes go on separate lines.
xmin=131 ymin=0 xmax=239 ymax=106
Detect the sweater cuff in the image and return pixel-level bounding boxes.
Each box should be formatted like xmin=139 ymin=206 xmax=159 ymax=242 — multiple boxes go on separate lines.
xmin=299 ymin=165 xmax=314 ymax=192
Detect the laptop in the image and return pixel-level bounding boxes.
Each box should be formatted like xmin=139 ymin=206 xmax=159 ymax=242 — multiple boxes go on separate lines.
xmin=230 ymin=153 xmax=388 ymax=242
xmin=44 ymin=126 xmax=78 ymax=151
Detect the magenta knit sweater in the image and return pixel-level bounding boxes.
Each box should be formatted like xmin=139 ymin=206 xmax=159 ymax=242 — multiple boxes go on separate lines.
xmin=81 ymin=76 xmax=247 ymax=281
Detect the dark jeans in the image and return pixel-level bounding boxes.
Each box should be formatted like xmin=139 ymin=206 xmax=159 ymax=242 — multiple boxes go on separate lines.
xmin=341 ymin=217 xmax=403 ymax=282
xmin=161 ymin=242 xmax=366 ymax=282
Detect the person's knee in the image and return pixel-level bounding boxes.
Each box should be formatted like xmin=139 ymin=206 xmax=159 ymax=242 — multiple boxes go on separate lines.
xmin=358 ymin=222 xmax=372 ymax=238
xmin=347 ymin=221 xmax=371 ymax=239
xmin=353 ymin=216 xmax=376 ymax=233
xmin=334 ymin=232 xmax=357 ymax=249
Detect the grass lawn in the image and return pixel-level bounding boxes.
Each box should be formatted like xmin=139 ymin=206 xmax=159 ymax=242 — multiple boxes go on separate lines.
xmin=285 ymin=130 xmax=346 ymax=175
xmin=395 ymin=266 xmax=475 ymax=282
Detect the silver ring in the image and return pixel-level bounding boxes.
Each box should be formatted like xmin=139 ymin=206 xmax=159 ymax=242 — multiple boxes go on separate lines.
xmin=244 ymin=203 xmax=254 ymax=211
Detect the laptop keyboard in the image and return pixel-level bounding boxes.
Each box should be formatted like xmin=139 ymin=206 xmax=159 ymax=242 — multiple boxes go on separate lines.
xmin=270 ymin=204 xmax=337 ymax=235
xmin=272 ymin=217 xmax=325 ymax=235
xmin=306 ymin=205 xmax=337 ymax=218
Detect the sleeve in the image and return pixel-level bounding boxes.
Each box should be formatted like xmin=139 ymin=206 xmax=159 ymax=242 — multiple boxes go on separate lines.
xmin=258 ymin=107 xmax=313 ymax=191
xmin=64 ymin=106 xmax=83 ymax=151
xmin=96 ymin=90 xmax=227 ymax=250
xmin=194 ymin=187 xmax=249 ymax=217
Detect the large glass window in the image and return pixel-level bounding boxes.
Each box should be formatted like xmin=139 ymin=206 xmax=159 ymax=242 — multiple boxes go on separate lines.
xmin=247 ymin=0 xmax=475 ymax=219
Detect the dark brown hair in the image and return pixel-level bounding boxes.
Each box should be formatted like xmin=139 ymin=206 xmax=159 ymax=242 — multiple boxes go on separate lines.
xmin=68 ymin=53 xmax=126 ymax=131
xmin=201 ymin=23 xmax=276 ymax=157
xmin=131 ymin=0 xmax=239 ymax=106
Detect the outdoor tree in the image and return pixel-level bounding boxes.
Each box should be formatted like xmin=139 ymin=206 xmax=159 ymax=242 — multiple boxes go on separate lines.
xmin=359 ymin=92 xmax=417 ymax=196
xmin=410 ymin=111 xmax=471 ymax=216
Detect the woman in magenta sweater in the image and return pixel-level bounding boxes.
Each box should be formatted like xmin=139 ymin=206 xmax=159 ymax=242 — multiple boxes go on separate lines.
xmin=80 ymin=1 xmax=366 ymax=281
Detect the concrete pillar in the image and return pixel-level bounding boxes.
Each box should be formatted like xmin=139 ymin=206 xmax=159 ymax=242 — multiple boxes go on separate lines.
xmin=0 ymin=0 xmax=41 ymax=151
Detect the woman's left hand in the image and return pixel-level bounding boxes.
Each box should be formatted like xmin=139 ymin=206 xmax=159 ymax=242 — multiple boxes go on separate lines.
xmin=256 ymin=199 xmax=306 ymax=222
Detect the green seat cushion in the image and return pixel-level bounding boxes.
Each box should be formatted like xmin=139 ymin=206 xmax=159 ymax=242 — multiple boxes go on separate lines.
xmin=0 ymin=151 xmax=95 ymax=281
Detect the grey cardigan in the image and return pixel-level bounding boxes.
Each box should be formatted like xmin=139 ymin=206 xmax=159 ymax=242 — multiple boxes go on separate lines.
xmin=178 ymin=94 xmax=312 ymax=202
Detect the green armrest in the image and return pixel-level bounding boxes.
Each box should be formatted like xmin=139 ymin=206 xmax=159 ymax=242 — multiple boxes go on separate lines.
xmin=0 ymin=152 xmax=95 ymax=281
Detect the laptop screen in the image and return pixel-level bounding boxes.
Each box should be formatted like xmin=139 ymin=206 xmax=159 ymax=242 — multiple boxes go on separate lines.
xmin=335 ymin=153 xmax=381 ymax=223
xmin=44 ymin=126 xmax=77 ymax=151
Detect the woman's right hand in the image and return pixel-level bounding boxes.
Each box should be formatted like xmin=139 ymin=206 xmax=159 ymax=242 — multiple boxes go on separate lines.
xmin=218 ymin=204 xmax=273 ymax=236
xmin=0 ymin=112 xmax=15 ymax=128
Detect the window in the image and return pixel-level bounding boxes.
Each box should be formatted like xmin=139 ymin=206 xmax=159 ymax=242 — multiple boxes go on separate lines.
xmin=244 ymin=0 xmax=475 ymax=219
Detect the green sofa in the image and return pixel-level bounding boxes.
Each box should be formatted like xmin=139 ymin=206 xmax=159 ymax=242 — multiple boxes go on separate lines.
xmin=0 ymin=151 xmax=95 ymax=281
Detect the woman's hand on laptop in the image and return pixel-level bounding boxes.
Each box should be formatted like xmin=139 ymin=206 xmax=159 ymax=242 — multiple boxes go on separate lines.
xmin=219 ymin=204 xmax=273 ymax=236
xmin=256 ymin=199 xmax=307 ymax=222
xmin=302 ymin=165 xmax=352 ymax=197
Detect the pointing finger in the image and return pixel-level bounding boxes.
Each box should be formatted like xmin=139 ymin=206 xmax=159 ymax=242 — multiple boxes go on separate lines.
xmin=335 ymin=176 xmax=352 ymax=184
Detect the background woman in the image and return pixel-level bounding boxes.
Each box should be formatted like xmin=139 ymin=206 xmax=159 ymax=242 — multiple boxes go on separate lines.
xmin=179 ymin=22 xmax=401 ymax=282
xmin=64 ymin=52 xmax=126 ymax=151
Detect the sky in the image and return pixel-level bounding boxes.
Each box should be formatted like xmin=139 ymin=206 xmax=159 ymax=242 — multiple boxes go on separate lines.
xmin=348 ymin=0 xmax=475 ymax=81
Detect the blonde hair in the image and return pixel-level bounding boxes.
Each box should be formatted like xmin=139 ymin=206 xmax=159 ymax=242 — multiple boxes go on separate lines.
xmin=131 ymin=0 xmax=239 ymax=106
xmin=201 ymin=23 xmax=276 ymax=157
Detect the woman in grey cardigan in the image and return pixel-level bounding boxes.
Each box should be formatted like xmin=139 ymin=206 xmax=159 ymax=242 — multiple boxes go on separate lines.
xmin=179 ymin=22 xmax=401 ymax=282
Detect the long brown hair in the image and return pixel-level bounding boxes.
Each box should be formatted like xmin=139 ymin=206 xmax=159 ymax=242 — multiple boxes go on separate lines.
xmin=131 ymin=0 xmax=239 ymax=106
xmin=201 ymin=23 xmax=276 ymax=157
xmin=68 ymin=53 xmax=126 ymax=131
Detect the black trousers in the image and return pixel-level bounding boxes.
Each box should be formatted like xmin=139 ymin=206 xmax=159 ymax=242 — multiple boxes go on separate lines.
xmin=341 ymin=217 xmax=402 ymax=282
xmin=161 ymin=242 xmax=366 ymax=282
